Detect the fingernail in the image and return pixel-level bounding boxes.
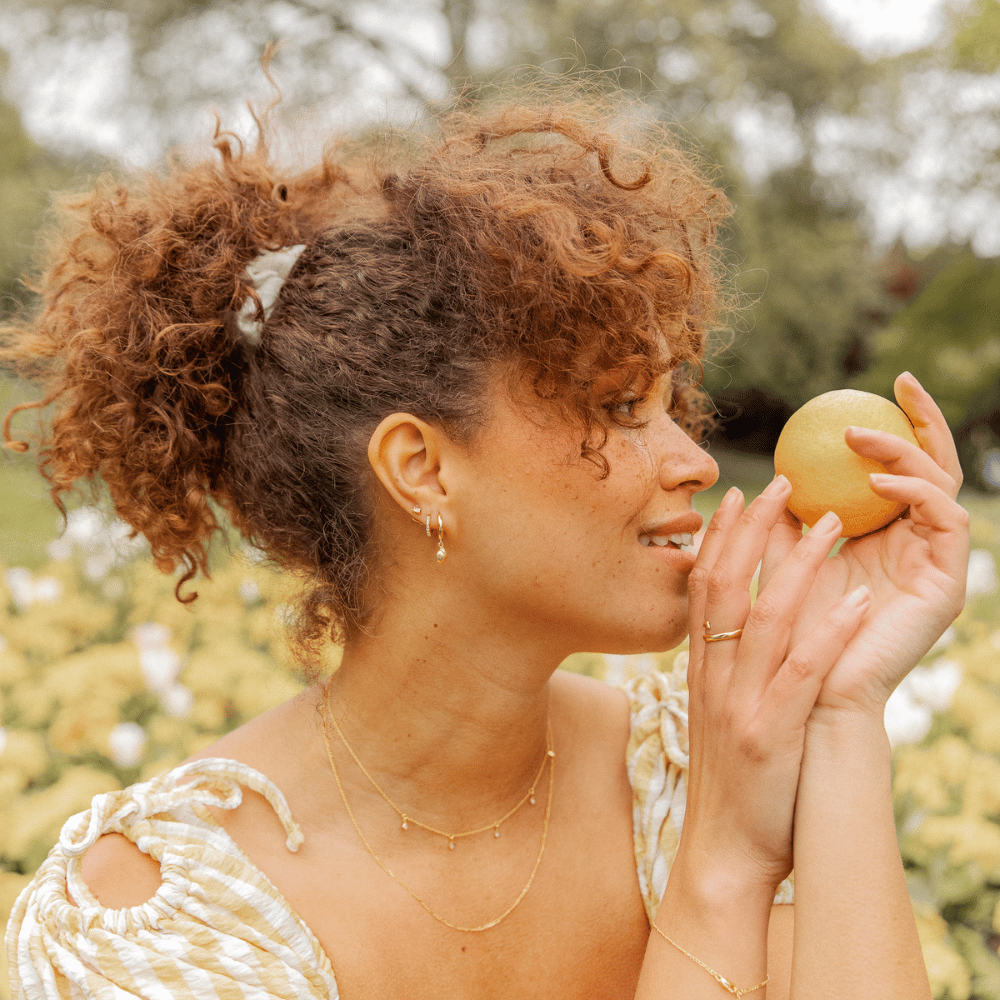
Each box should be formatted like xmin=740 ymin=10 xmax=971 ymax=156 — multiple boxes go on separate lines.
xmin=869 ymin=472 xmax=890 ymax=486
xmin=901 ymin=370 xmax=922 ymax=388
xmin=761 ymin=474 xmax=790 ymax=499
xmin=723 ymin=486 xmax=743 ymax=508
xmin=813 ymin=510 xmax=841 ymax=534
xmin=844 ymin=584 xmax=870 ymax=608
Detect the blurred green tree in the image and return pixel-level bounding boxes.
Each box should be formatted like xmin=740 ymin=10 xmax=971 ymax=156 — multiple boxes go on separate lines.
xmin=2 ymin=0 xmax=998 ymax=446
xmin=0 ymin=84 xmax=96 ymax=322
xmin=852 ymin=247 xmax=1000 ymax=490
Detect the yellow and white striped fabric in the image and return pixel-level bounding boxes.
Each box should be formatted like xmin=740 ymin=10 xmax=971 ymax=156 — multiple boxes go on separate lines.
xmin=6 ymin=671 xmax=791 ymax=999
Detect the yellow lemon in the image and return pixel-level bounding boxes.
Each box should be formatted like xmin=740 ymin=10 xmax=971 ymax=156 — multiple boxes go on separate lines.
xmin=773 ymin=389 xmax=920 ymax=537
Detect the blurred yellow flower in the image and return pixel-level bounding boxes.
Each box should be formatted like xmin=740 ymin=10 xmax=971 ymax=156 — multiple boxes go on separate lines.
xmin=913 ymin=904 xmax=973 ymax=1000
xmin=47 ymin=698 xmax=120 ymax=758
xmin=2 ymin=765 xmax=120 ymax=862
xmin=919 ymin=814 xmax=1000 ymax=881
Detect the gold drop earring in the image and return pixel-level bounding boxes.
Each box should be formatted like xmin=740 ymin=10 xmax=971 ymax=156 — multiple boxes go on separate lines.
xmin=436 ymin=514 xmax=446 ymax=563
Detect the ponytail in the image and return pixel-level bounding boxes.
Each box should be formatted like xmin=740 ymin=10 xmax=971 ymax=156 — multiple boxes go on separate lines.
xmin=1 ymin=124 xmax=335 ymax=605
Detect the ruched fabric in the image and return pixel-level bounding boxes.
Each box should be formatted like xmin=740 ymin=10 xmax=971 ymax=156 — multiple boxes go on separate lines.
xmin=6 ymin=670 xmax=791 ymax=999
xmin=7 ymin=759 xmax=336 ymax=1000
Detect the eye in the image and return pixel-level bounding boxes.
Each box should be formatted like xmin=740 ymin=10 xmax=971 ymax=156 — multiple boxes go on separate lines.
xmin=604 ymin=394 xmax=647 ymax=420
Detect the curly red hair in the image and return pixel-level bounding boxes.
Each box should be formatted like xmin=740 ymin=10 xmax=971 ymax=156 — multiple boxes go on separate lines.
xmin=2 ymin=92 xmax=729 ymax=674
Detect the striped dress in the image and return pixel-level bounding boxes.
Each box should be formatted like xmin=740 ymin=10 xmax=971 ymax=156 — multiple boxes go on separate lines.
xmin=7 ymin=671 xmax=792 ymax=999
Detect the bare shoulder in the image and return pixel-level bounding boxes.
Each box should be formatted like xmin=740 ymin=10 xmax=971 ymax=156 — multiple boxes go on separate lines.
xmin=551 ymin=668 xmax=632 ymax=761
xmin=78 ymin=689 xmax=319 ymax=910
xmin=78 ymin=832 xmax=163 ymax=908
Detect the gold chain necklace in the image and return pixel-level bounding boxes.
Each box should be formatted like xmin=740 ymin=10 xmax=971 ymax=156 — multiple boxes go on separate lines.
xmin=320 ymin=701 xmax=555 ymax=933
xmin=324 ymin=705 xmax=552 ymax=849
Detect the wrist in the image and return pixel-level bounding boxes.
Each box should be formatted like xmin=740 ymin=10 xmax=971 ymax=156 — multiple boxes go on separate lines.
xmin=658 ymin=845 xmax=779 ymax=929
xmin=805 ymin=702 xmax=891 ymax=759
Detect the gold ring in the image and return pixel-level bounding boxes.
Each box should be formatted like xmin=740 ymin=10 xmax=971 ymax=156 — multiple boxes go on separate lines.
xmin=704 ymin=629 xmax=743 ymax=642
xmin=703 ymin=621 xmax=743 ymax=643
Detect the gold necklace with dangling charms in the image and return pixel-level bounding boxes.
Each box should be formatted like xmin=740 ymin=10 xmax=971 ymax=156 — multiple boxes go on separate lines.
xmin=320 ymin=694 xmax=555 ymax=932
xmin=323 ymin=703 xmax=552 ymax=848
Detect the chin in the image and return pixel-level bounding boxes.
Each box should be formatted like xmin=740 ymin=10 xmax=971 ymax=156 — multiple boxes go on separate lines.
xmin=596 ymin=619 xmax=689 ymax=657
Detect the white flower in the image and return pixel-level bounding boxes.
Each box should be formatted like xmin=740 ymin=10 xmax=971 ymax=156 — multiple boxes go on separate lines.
xmin=4 ymin=568 xmax=62 ymax=609
xmin=32 ymin=576 xmax=63 ymax=604
xmin=239 ymin=578 xmax=262 ymax=604
xmin=63 ymin=506 xmax=105 ymax=547
xmin=107 ymin=722 xmax=147 ymax=768
xmin=0 ymin=727 xmax=7 ymax=756
xmin=884 ymin=685 xmax=933 ymax=748
xmin=5 ymin=568 xmax=35 ymax=610
xmin=132 ymin=622 xmax=182 ymax=692
xmin=241 ymin=541 xmax=268 ymax=564
xmin=48 ymin=506 xmax=147 ymax=571
xmin=967 ymin=549 xmax=998 ymax=597
xmin=905 ymin=658 xmax=964 ymax=713
xmin=139 ymin=647 xmax=182 ymax=692
xmin=161 ymin=684 xmax=194 ymax=718
xmin=84 ymin=554 xmax=112 ymax=581
xmin=131 ymin=623 xmax=172 ymax=650
xmin=45 ymin=536 xmax=73 ymax=561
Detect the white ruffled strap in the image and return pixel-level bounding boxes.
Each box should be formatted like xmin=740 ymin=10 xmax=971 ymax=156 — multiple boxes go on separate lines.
xmin=58 ymin=757 xmax=304 ymax=856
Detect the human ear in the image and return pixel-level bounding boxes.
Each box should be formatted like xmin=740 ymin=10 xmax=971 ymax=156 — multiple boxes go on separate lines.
xmin=367 ymin=413 xmax=446 ymax=519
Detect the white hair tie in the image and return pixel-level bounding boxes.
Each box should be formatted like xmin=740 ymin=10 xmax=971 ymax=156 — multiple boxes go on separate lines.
xmin=235 ymin=244 xmax=307 ymax=346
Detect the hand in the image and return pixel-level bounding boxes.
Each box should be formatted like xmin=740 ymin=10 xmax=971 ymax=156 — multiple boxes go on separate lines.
xmin=680 ymin=481 xmax=871 ymax=889
xmin=760 ymin=372 xmax=970 ymax=720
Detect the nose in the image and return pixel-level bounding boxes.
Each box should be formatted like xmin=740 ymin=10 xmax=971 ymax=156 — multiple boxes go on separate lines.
xmin=657 ymin=418 xmax=719 ymax=494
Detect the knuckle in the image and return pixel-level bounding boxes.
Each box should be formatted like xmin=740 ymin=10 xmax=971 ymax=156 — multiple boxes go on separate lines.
xmin=747 ymin=595 xmax=783 ymax=631
xmin=687 ymin=565 xmax=710 ymax=599
xmin=707 ymin=564 xmax=734 ymax=600
xmin=737 ymin=723 xmax=769 ymax=765
xmin=782 ymin=649 xmax=819 ymax=684
xmin=741 ymin=502 xmax=769 ymax=528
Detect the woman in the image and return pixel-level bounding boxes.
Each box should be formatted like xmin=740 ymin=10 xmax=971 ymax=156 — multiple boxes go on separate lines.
xmin=3 ymin=93 xmax=967 ymax=999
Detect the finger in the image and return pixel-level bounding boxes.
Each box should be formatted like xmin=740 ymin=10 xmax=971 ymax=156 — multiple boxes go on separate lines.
xmin=687 ymin=487 xmax=744 ymax=641
xmin=845 ymin=426 xmax=956 ymax=498
xmin=894 ymin=372 xmax=963 ymax=492
xmin=695 ymin=487 xmax=745 ymax=576
xmin=766 ymin=585 xmax=871 ymax=724
xmin=734 ymin=510 xmax=843 ymax=691
xmin=760 ymin=507 xmax=803 ymax=590
xmin=869 ymin=473 xmax=971 ymax=583
xmin=701 ymin=475 xmax=793 ymax=634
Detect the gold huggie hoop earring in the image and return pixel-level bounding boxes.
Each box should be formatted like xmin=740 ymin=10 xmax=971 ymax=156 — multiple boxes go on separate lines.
xmin=436 ymin=514 xmax=447 ymax=563
xmin=425 ymin=514 xmax=432 ymax=537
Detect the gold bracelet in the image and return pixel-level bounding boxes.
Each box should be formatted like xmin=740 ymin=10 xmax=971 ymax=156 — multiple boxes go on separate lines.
xmin=650 ymin=921 xmax=769 ymax=998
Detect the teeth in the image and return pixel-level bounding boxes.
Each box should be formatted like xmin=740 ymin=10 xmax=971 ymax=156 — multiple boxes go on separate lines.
xmin=639 ymin=533 xmax=694 ymax=549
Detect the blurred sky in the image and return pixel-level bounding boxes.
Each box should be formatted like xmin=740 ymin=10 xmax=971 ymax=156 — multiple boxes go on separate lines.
xmin=2 ymin=0 xmax=954 ymax=156
xmin=815 ymin=0 xmax=950 ymax=54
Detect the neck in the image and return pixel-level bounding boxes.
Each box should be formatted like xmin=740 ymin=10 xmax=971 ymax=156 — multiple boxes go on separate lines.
xmin=318 ymin=597 xmax=564 ymax=830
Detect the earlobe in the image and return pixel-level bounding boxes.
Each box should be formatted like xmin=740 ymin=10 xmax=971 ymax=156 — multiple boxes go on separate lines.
xmin=367 ymin=413 xmax=446 ymax=519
